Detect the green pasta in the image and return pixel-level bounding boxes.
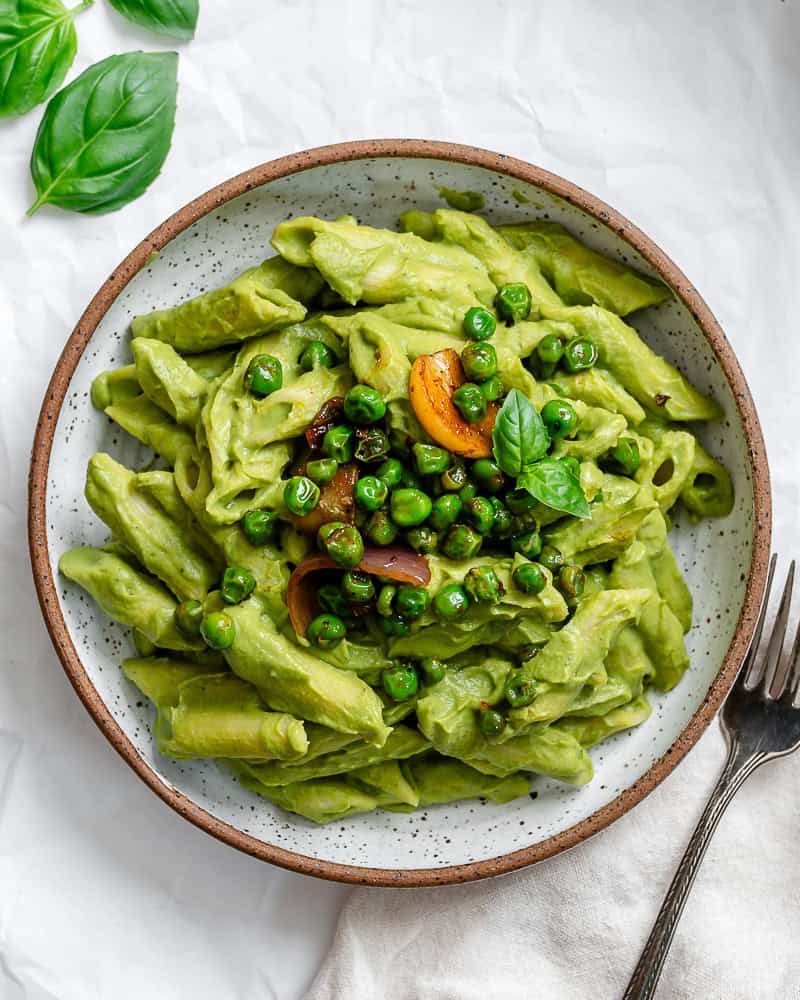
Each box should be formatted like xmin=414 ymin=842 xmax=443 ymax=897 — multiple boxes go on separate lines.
xmin=130 ymin=257 xmax=321 ymax=352
xmin=60 ymin=205 xmax=733 ymax=823
xmin=497 ymin=221 xmax=671 ymax=315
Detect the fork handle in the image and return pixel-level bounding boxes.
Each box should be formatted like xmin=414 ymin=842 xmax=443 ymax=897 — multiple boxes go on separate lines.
xmin=622 ymin=747 xmax=765 ymax=1000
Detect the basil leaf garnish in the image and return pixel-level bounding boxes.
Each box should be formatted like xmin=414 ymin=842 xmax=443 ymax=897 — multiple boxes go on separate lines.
xmin=491 ymin=388 xmax=550 ymax=477
xmin=0 ymin=0 xmax=92 ymax=119
xmin=107 ymin=0 xmax=198 ymax=40
xmin=28 ymin=51 xmax=178 ymax=216
xmin=517 ymin=457 xmax=591 ymax=519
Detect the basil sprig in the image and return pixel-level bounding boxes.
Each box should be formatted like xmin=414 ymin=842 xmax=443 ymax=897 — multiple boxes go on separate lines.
xmin=0 ymin=0 xmax=92 ymax=118
xmin=107 ymin=0 xmax=198 ymax=40
xmin=517 ymin=459 xmax=591 ymax=519
xmin=28 ymin=51 xmax=178 ymax=216
xmin=492 ymin=389 xmax=590 ymax=519
xmin=491 ymin=388 xmax=549 ymax=477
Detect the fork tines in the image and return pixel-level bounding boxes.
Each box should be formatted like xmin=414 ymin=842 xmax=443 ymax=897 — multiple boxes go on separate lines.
xmin=743 ymin=555 xmax=800 ymax=704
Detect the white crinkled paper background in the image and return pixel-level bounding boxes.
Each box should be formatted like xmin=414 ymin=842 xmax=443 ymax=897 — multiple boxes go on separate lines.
xmin=1 ymin=1 xmax=798 ymax=998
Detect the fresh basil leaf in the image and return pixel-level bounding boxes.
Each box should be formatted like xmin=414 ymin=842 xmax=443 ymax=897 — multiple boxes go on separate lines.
xmin=107 ymin=0 xmax=197 ymax=40
xmin=491 ymin=388 xmax=550 ymax=477
xmin=517 ymin=458 xmax=591 ymax=519
xmin=28 ymin=51 xmax=178 ymax=216
xmin=0 ymin=0 xmax=92 ymax=118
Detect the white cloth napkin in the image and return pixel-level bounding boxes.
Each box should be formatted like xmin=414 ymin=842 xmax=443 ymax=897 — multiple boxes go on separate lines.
xmin=306 ymin=727 xmax=800 ymax=999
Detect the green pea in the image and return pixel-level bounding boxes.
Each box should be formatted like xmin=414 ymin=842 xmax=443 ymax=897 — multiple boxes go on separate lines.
xmin=440 ymin=460 xmax=468 ymax=492
xmin=220 ymin=566 xmax=256 ymax=605
xmin=406 ymin=526 xmax=438 ymax=554
xmin=563 ymin=337 xmax=599 ymax=373
xmin=429 ymin=494 xmax=463 ymax=532
xmin=174 ymin=599 xmax=203 ymax=637
xmin=505 ymin=675 xmax=536 ymax=709
xmin=461 ymin=342 xmax=498 ymax=383
xmin=606 ymin=437 xmax=641 ymax=476
xmin=376 ymin=584 xmax=396 ymax=617
xmin=356 ymin=427 xmax=391 ymax=464
xmin=505 ymin=488 xmax=538 ymax=514
xmin=318 ymin=583 xmax=351 ymax=618
xmin=472 ymin=458 xmax=505 ymax=494
xmin=479 ymin=707 xmax=505 ymax=737
xmin=524 ymin=352 xmax=552 ymax=381
xmin=513 ymin=561 xmax=547 ymax=595
xmin=536 ymin=333 xmax=564 ymax=366
xmin=241 ymin=509 xmax=277 ymax=546
xmin=463 ymin=496 xmax=495 ymax=534
xmin=377 ymin=457 xmax=404 ymax=488
xmin=307 ymin=613 xmax=346 ymax=649
xmin=538 ymin=544 xmax=564 ymax=573
xmin=317 ymin=521 xmax=364 ymax=569
xmin=283 ymin=475 xmax=320 ymax=516
xmin=399 ymin=466 xmax=422 ymax=490
xmin=464 ymin=566 xmax=504 ymax=604
xmin=355 ymin=475 xmax=389 ymax=511
xmin=412 ymin=443 xmax=451 ymax=476
xmin=510 ymin=511 xmax=538 ymax=536
xmin=341 ymin=570 xmax=375 ymax=604
xmin=558 ymin=564 xmax=586 ymax=601
xmin=420 ymin=657 xmax=445 ymax=684
xmin=322 ymin=425 xmax=355 ymax=463
xmin=441 ymin=523 xmax=482 ymax=560
xmin=299 ymin=340 xmax=337 ymax=371
xmin=395 ymin=584 xmax=430 ymax=620
xmin=479 ymin=375 xmax=504 ymax=402
xmin=381 ymin=615 xmax=411 ymax=637
xmin=201 ymin=611 xmax=236 ymax=650
xmin=306 ymin=458 xmax=339 ymax=485
xmin=390 ymin=488 xmax=433 ymax=527
xmin=244 ymin=354 xmax=282 ymax=397
xmin=540 ymin=399 xmax=579 ymax=439
xmin=433 ymin=583 xmax=470 ymax=619
xmin=511 ymin=529 xmax=542 ymax=559
xmin=381 ymin=662 xmax=418 ymax=701
xmin=452 ymin=383 xmax=487 ymax=424
xmin=365 ymin=510 xmax=398 ymax=546
xmin=343 ymin=384 xmax=387 ymax=425
xmin=489 ymin=498 xmax=514 ymax=539
xmin=458 ymin=482 xmax=478 ymax=503
xmin=495 ymin=283 xmax=532 ymax=324
xmin=462 ymin=306 xmax=497 ymax=341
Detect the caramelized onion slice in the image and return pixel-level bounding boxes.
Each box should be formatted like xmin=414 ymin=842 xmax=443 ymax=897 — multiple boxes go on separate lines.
xmin=291 ymin=463 xmax=357 ymax=534
xmin=287 ymin=547 xmax=430 ymax=637
xmin=305 ymin=396 xmax=345 ymax=449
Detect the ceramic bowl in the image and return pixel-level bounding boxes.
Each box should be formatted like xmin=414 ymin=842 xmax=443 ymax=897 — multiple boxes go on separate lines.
xmin=29 ymin=140 xmax=771 ymax=886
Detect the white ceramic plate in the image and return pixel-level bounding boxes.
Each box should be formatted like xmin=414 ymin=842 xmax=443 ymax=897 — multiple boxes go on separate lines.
xmin=30 ymin=141 xmax=770 ymax=885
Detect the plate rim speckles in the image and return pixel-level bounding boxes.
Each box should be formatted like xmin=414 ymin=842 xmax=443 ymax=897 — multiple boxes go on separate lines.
xmin=27 ymin=139 xmax=772 ymax=887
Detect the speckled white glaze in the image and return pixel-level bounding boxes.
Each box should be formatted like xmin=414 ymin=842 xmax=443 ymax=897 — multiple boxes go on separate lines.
xmin=45 ymin=156 xmax=755 ymax=872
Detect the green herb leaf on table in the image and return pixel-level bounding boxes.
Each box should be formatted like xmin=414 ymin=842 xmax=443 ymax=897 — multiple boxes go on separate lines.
xmin=28 ymin=50 xmax=178 ymax=216
xmin=107 ymin=0 xmax=197 ymax=40
xmin=517 ymin=458 xmax=591 ymax=519
xmin=0 ymin=0 xmax=92 ymax=118
xmin=491 ymin=388 xmax=550 ymax=477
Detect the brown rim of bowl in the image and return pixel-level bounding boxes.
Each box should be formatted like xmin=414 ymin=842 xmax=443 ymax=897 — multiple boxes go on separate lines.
xmin=28 ymin=139 xmax=772 ymax=888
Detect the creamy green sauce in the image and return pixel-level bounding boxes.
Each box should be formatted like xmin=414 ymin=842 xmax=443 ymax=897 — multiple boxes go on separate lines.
xmin=57 ymin=204 xmax=734 ymax=825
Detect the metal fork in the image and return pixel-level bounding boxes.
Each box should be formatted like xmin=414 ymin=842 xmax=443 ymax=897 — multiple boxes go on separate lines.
xmin=623 ymin=554 xmax=800 ymax=999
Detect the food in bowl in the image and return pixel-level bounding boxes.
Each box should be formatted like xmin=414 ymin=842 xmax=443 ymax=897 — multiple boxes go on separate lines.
xmin=59 ymin=207 xmax=734 ymax=824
